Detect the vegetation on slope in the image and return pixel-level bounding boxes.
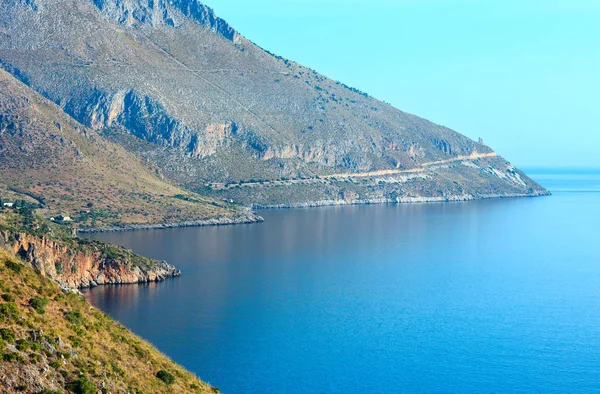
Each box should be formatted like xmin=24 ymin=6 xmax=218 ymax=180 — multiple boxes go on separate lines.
xmin=0 ymin=69 xmax=255 ymax=229
xmin=0 ymin=248 xmax=217 ymax=393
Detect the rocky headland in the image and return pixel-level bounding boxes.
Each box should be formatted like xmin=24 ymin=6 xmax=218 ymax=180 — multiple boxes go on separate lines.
xmin=0 ymin=229 xmax=180 ymax=289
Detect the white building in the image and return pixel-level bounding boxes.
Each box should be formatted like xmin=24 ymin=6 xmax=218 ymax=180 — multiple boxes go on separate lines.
xmin=54 ymin=215 xmax=72 ymax=223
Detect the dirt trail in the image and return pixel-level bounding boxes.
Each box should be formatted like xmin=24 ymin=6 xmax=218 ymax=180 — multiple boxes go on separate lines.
xmin=209 ymin=152 xmax=497 ymax=190
xmin=324 ymin=152 xmax=497 ymax=179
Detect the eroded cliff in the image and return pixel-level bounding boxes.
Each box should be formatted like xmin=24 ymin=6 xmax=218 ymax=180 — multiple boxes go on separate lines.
xmin=0 ymin=229 xmax=180 ymax=289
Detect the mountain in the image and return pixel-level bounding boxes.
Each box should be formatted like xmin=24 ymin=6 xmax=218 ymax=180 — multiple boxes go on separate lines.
xmin=0 ymin=68 xmax=259 ymax=229
xmin=0 ymin=0 xmax=548 ymax=212
xmin=0 ymin=247 xmax=217 ymax=393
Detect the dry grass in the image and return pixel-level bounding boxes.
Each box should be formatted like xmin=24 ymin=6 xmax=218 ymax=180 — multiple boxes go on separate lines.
xmin=0 ymin=248 xmax=218 ymax=393
xmin=0 ymin=68 xmax=242 ymax=229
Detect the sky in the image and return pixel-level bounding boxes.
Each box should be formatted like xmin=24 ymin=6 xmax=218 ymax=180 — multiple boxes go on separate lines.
xmin=206 ymin=0 xmax=599 ymax=168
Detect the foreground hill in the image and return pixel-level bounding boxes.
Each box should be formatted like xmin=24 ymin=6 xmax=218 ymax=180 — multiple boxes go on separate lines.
xmin=0 ymin=68 xmax=260 ymax=229
xmin=0 ymin=248 xmax=217 ymax=393
xmin=0 ymin=0 xmax=548 ymax=208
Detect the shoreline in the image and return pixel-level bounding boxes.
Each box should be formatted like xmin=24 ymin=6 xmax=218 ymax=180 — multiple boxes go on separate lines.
xmin=78 ymin=212 xmax=265 ymax=234
xmin=252 ymin=191 xmax=551 ymax=210
xmin=78 ymin=191 xmax=550 ymax=233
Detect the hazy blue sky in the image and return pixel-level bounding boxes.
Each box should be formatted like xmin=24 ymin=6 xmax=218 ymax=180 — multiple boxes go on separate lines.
xmin=207 ymin=0 xmax=599 ymax=168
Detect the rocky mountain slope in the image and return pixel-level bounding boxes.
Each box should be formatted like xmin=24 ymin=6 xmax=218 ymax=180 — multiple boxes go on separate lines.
xmin=0 ymin=248 xmax=217 ymax=393
xmin=0 ymin=68 xmax=260 ymax=229
xmin=0 ymin=0 xmax=549 ymax=209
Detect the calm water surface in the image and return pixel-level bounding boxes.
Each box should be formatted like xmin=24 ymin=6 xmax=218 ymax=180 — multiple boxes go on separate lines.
xmin=83 ymin=172 xmax=600 ymax=393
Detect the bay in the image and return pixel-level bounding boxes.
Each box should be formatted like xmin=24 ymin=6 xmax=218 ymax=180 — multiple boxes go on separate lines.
xmin=83 ymin=172 xmax=600 ymax=393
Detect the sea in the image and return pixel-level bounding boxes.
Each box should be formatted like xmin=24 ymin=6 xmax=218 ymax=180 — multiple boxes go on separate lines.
xmin=83 ymin=171 xmax=600 ymax=393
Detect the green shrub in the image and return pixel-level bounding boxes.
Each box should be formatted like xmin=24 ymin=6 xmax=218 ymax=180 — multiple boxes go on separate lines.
xmin=0 ymin=327 xmax=15 ymax=342
xmin=2 ymin=352 xmax=17 ymax=362
xmin=156 ymin=370 xmax=175 ymax=385
xmin=49 ymin=360 xmax=61 ymax=369
xmin=5 ymin=260 xmax=23 ymax=273
xmin=16 ymin=338 xmax=30 ymax=351
xmin=29 ymin=352 xmax=41 ymax=362
xmin=71 ymin=324 xmax=86 ymax=337
xmin=0 ymin=302 xmax=19 ymax=321
xmin=37 ymin=389 xmax=62 ymax=394
xmin=29 ymin=297 xmax=50 ymax=314
xmin=68 ymin=335 xmax=83 ymax=348
xmin=65 ymin=376 xmax=97 ymax=394
xmin=1 ymin=293 xmax=14 ymax=302
xmin=64 ymin=310 xmax=84 ymax=325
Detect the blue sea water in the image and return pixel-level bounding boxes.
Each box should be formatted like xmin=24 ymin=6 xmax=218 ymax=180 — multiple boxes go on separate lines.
xmin=83 ymin=172 xmax=600 ymax=393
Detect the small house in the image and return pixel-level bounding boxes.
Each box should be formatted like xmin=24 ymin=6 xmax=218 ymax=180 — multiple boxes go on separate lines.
xmin=54 ymin=215 xmax=72 ymax=223
xmin=2 ymin=202 xmax=14 ymax=208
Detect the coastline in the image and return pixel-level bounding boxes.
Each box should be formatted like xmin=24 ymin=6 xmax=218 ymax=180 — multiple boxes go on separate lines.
xmin=78 ymin=191 xmax=550 ymax=233
xmin=252 ymin=191 xmax=552 ymax=210
xmin=78 ymin=211 xmax=265 ymax=234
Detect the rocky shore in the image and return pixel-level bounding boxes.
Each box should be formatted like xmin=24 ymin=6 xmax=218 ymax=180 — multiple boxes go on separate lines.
xmin=0 ymin=230 xmax=181 ymax=289
xmin=78 ymin=211 xmax=264 ymax=234
xmin=252 ymin=191 xmax=551 ymax=210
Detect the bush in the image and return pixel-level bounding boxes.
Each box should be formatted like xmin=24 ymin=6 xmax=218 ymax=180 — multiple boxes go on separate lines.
xmin=37 ymin=389 xmax=62 ymax=394
xmin=0 ymin=328 xmax=15 ymax=342
xmin=29 ymin=352 xmax=41 ymax=362
xmin=0 ymin=302 xmax=19 ymax=321
xmin=29 ymin=297 xmax=50 ymax=314
xmin=68 ymin=335 xmax=83 ymax=348
xmin=16 ymin=338 xmax=30 ymax=351
xmin=1 ymin=293 xmax=14 ymax=302
xmin=65 ymin=376 xmax=97 ymax=394
xmin=2 ymin=352 xmax=17 ymax=362
xmin=156 ymin=370 xmax=175 ymax=385
xmin=64 ymin=310 xmax=84 ymax=325
xmin=49 ymin=360 xmax=61 ymax=369
xmin=5 ymin=260 xmax=22 ymax=273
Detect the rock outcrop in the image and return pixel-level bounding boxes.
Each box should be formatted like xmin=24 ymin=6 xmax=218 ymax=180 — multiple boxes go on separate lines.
xmin=0 ymin=230 xmax=180 ymax=289
xmin=92 ymin=0 xmax=238 ymax=40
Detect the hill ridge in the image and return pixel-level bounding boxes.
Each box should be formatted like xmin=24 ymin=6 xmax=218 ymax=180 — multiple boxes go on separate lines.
xmin=93 ymin=0 xmax=238 ymax=40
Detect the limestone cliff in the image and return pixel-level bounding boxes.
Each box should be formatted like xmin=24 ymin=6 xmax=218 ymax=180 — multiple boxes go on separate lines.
xmin=0 ymin=230 xmax=180 ymax=289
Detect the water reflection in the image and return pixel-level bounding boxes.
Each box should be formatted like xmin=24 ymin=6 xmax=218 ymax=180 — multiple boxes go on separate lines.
xmin=82 ymin=178 xmax=600 ymax=393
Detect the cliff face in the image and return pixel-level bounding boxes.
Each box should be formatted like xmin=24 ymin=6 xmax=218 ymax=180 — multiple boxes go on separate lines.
xmin=0 ymin=68 xmax=257 ymax=230
xmin=0 ymin=230 xmax=180 ymax=289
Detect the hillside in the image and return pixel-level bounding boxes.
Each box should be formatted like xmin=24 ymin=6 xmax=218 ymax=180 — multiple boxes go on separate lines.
xmin=0 ymin=68 xmax=260 ymax=229
xmin=0 ymin=0 xmax=549 ymax=208
xmin=0 ymin=247 xmax=217 ymax=393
